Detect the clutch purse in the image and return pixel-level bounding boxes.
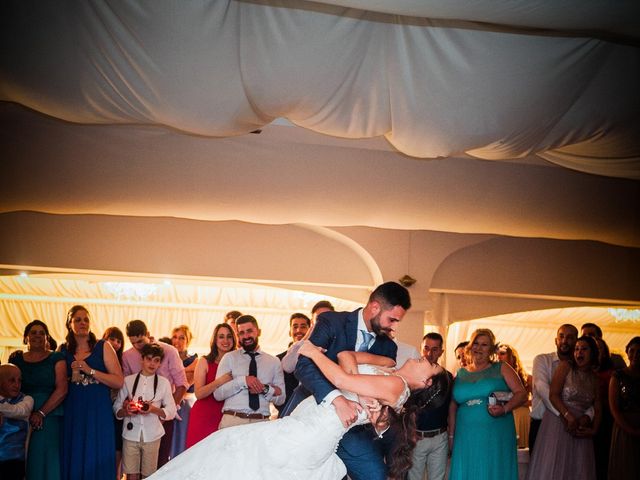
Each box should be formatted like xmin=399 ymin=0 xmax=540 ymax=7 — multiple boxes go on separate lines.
xmin=488 ymin=391 xmax=513 ymax=406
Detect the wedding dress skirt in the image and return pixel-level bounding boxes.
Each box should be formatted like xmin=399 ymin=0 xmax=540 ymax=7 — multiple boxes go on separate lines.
xmin=149 ymin=365 xmax=403 ymax=480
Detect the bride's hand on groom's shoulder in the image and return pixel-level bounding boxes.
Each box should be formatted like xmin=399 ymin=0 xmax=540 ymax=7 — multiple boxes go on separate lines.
xmin=299 ymin=340 xmax=326 ymax=358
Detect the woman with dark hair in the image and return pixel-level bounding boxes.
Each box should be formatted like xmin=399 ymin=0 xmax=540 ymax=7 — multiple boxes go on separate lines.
xmin=9 ymin=320 xmax=67 ymax=479
xmin=151 ymin=340 xmax=447 ymax=480
xmin=608 ymin=336 xmax=640 ymax=479
xmin=60 ymin=305 xmax=123 ymax=480
xmin=102 ymin=326 xmax=125 ymax=480
xmin=593 ymin=337 xmax=615 ymax=480
xmin=185 ymin=323 xmax=236 ymax=448
xmin=527 ymin=335 xmax=601 ymax=480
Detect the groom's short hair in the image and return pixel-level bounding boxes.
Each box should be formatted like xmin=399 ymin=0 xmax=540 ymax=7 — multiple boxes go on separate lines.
xmin=369 ymin=282 xmax=411 ymax=310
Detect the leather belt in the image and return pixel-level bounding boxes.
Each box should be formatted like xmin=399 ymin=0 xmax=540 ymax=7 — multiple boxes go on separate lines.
xmin=416 ymin=426 xmax=447 ymax=439
xmin=223 ymin=410 xmax=270 ymax=420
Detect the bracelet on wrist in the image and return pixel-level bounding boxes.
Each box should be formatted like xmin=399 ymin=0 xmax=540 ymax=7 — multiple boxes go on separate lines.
xmin=37 ymin=409 xmax=46 ymax=418
xmin=563 ymin=410 xmax=570 ymax=418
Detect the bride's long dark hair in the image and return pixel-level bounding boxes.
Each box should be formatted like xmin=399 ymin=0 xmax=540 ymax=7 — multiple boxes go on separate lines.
xmin=380 ymin=371 xmax=451 ymax=479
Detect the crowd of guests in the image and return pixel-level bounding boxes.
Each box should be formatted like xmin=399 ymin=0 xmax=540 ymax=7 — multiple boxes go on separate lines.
xmin=0 ymin=297 xmax=638 ymax=480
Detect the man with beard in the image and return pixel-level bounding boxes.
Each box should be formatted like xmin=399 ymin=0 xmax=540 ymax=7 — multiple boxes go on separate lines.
xmin=275 ymin=313 xmax=311 ymax=416
xmin=214 ymin=315 xmax=285 ymax=429
xmin=288 ymin=282 xmax=411 ymax=480
xmin=529 ymin=323 xmax=580 ymax=451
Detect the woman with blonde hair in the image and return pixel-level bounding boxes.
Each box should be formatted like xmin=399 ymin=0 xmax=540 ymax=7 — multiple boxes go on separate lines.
xmin=448 ymin=329 xmax=527 ymax=480
xmin=498 ymin=344 xmax=532 ymax=448
xmin=170 ymin=324 xmax=198 ymax=457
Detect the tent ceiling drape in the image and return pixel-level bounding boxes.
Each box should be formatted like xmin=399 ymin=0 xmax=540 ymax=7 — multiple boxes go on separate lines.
xmin=1 ymin=1 xmax=639 ymax=177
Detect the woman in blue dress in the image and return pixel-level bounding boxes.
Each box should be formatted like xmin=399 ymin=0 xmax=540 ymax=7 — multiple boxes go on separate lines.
xmin=60 ymin=305 xmax=123 ymax=480
xmin=448 ymin=329 xmax=527 ymax=480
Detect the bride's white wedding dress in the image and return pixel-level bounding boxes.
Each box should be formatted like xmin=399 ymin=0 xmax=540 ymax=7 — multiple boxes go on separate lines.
xmin=149 ymin=365 xmax=410 ymax=480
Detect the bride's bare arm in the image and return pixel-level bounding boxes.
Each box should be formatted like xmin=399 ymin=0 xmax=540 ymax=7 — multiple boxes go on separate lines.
xmin=337 ymin=351 xmax=396 ymax=371
xmin=299 ymin=341 xmax=402 ymax=406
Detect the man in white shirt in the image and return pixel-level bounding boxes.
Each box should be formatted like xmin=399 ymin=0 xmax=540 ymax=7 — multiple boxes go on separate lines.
xmin=214 ymin=315 xmax=285 ymax=429
xmin=529 ymin=323 xmax=578 ymax=451
xmin=115 ymin=343 xmax=177 ymax=480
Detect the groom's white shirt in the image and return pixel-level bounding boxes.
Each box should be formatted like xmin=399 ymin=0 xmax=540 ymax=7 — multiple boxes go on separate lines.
xmin=321 ymin=309 xmax=372 ymax=407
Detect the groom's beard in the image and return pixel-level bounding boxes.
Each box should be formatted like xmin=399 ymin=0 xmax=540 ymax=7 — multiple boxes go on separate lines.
xmin=370 ymin=312 xmax=392 ymax=338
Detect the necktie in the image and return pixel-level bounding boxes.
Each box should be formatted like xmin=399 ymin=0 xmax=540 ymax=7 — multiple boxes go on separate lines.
xmin=358 ymin=331 xmax=373 ymax=352
xmin=247 ymin=352 xmax=260 ymax=411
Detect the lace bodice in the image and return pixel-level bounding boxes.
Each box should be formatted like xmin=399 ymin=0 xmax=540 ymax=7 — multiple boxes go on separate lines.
xmin=339 ymin=364 xmax=410 ymax=425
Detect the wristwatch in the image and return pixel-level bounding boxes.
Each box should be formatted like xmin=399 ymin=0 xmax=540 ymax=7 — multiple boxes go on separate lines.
xmin=262 ymin=384 xmax=270 ymax=395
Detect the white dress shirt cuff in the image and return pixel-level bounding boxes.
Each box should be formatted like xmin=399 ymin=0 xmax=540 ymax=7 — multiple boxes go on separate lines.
xmin=321 ymin=389 xmax=343 ymax=407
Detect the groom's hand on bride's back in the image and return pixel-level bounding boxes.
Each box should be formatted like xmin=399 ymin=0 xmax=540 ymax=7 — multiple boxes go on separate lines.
xmin=332 ymin=395 xmax=362 ymax=428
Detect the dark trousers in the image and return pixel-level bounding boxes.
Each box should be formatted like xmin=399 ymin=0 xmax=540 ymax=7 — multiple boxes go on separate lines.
xmin=337 ymin=425 xmax=389 ymax=480
xmin=157 ymin=419 xmax=174 ymax=468
xmin=0 ymin=459 xmax=25 ymax=480
xmin=529 ymin=417 xmax=541 ymax=453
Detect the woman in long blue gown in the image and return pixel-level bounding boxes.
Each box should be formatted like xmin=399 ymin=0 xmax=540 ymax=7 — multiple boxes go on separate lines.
xmin=449 ymin=329 xmax=527 ymax=480
xmin=60 ymin=305 xmax=124 ymax=480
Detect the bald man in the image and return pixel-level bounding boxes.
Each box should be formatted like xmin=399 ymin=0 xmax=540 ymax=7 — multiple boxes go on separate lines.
xmin=0 ymin=364 xmax=34 ymax=479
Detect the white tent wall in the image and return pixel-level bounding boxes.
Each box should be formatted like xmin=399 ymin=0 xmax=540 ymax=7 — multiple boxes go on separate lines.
xmin=445 ymin=308 xmax=640 ymax=374
xmin=2 ymin=211 xmax=639 ymax=365
xmin=0 ymin=275 xmax=362 ymax=362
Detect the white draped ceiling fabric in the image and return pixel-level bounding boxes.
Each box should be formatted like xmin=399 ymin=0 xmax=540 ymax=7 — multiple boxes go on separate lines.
xmin=1 ymin=0 xmax=639 ymax=177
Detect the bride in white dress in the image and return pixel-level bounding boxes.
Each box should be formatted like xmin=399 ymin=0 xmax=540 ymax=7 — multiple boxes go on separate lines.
xmin=148 ymin=341 xmax=447 ymax=480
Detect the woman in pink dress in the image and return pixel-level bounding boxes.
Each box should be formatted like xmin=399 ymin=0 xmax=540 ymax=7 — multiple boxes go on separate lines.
xmin=527 ymin=336 xmax=601 ymax=480
xmin=185 ymin=323 xmax=237 ymax=448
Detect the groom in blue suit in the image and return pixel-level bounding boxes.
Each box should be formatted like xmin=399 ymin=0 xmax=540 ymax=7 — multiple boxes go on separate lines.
xmin=289 ymin=282 xmax=411 ymax=480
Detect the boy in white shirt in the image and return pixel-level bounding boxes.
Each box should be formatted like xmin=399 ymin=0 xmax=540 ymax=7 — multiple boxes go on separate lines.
xmin=115 ymin=343 xmax=177 ymax=479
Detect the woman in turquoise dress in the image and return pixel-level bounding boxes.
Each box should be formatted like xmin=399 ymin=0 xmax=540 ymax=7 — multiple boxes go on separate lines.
xmin=9 ymin=320 xmax=67 ymax=480
xmin=60 ymin=305 xmax=123 ymax=480
xmin=449 ymin=329 xmax=527 ymax=480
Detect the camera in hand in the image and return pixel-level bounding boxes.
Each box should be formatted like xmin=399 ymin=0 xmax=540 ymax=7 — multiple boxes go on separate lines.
xmin=133 ymin=396 xmax=150 ymax=412
xmin=126 ymin=396 xmax=150 ymax=430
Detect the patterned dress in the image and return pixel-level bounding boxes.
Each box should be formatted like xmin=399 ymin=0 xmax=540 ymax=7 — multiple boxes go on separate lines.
xmin=60 ymin=340 xmax=115 ymax=480
xmin=527 ymin=368 xmax=597 ymax=480
xmin=608 ymin=369 xmax=640 ymax=480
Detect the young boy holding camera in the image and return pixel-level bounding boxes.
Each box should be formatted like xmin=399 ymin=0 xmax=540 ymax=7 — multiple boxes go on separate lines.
xmin=114 ymin=343 xmax=176 ymax=479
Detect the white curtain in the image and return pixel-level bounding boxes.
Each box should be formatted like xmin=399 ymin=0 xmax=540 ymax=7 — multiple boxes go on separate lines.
xmin=0 ymin=275 xmax=359 ymax=361
xmin=1 ymin=0 xmax=638 ymax=178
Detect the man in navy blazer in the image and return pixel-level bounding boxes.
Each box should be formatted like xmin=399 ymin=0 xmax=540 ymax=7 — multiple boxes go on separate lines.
xmin=290 ymin=281 xmax=411 ymax=480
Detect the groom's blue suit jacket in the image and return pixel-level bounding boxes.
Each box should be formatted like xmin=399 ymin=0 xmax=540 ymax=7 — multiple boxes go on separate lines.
xmin=289 ymin=308 xmax=397 ymax=478
xmin=294 ymin=308 xmax=398 ymax=448
xmin=295 ymin=308 xmax=398 ymax=403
